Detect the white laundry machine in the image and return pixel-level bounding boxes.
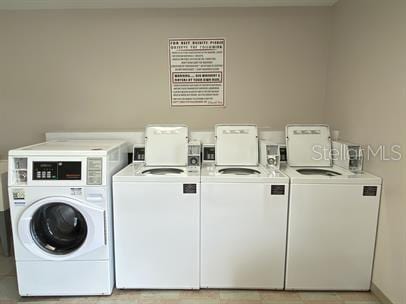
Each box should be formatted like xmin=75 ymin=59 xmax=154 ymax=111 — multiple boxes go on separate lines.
xmin=113 ymin=125 xmax=200 ymax=289
xmin=8 ymin=140 xmax=127 ymax=296
xmin=283 ymin=124 xmax=381 ymax=290
xmin=201 ymin=125 xmax=289 ymax=289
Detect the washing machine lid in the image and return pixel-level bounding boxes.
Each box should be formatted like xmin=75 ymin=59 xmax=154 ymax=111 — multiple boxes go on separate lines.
xmin=9 ymin=139 xmax=125 ymax=156
xmin=286 ymin=124 xmax=332 ymax=167
xmin=215 ymin=124 xmax=258 ymax=166
xmin=144 ymin=125 xmax=188 ymax=166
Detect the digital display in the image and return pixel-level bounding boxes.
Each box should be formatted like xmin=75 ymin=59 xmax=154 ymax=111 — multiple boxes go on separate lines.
xmin=279 ymin=147 xmax=287 ymax=162
xmin=133 ymin=147 xmax=145 ymax=162
xmin=203 ymin=147 xmax=215 ymax=161
xmin=33 ymin=162 xmax=81 ymax=180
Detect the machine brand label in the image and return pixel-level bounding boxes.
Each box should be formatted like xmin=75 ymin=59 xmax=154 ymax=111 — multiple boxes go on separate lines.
xmin=363 ymin=186 xmax=378 ymax=196
xmin=271 ymin=185 xmax=285 ymax=195
xmin=70 ymin=188 xmax=83 ymax=196
xmin=223 ymin=129 xmax=249 ymax=135
xmin=12 ymin=189 xmax=25 ymax=200
xmin=293 ymin=129 xmax=321 ymax=135
xmin=183 ymin=184 xmax=197 ymax=194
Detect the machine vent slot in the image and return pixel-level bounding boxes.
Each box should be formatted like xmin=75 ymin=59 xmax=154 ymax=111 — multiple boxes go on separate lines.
xmin=183 ymin=184 xmax=197 ymax=194
xmin=271 ymin=185 xmax=285 ymax=195
xmin=363 ymin=186 xmax=378 ymax=196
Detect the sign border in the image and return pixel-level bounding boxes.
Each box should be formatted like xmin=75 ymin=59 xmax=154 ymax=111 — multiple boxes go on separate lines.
xmin=168 ymin=37 xmax=226 ymax=108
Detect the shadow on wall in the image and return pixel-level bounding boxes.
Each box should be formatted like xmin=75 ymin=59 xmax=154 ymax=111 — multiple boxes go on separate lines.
xmin=0 ymin=170 xmax=11 ymax=257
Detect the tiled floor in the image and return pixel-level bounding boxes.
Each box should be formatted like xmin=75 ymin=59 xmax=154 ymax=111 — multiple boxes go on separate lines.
xmin=0 ymin=253 xmax=381 ymax=304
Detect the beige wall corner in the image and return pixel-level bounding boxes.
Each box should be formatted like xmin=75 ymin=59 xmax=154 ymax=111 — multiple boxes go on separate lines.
xmin=326 ymin=1 xmax=406 ymax=303
xmin=371 ymin=283 xmax=396 ymax=304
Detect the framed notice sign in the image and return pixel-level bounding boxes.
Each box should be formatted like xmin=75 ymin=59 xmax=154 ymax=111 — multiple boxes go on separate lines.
xmin=169 ymin=38 xmax=225 ymax=107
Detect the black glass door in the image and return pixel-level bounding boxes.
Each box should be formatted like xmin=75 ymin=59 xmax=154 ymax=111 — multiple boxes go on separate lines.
xmin=30 ymin=202 xmax=88 ymax=255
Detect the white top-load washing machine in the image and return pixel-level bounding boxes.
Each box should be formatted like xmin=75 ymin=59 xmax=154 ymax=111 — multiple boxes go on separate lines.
xmin=283 ymin=124 xmax=382 ymax=290
xmin=200 ymin=125 xmax=289 ymax=289
xmin=8 ymin=140 xmax=128 ymax=296
xmin=113 ymin=125 xmax=200 ymax=289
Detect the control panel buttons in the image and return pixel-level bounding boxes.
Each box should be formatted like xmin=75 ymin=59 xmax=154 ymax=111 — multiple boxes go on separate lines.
xmin=34 ymin=170 xmax=56 ymax=180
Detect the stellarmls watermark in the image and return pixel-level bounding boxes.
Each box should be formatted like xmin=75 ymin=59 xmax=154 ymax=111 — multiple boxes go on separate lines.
xmin=312 ymin=145 xmax=402 ymax=161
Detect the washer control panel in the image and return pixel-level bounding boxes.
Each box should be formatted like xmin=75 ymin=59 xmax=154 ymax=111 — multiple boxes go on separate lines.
xmin=33 ymin=161 xmax=81 ymax=180
xmin=202 ymin=144 xmax=215 ymax=163
xmin=133 ymin=144 xmax=145 ymax=163
xmin=188 ymin=141 xmax=201 ymax=169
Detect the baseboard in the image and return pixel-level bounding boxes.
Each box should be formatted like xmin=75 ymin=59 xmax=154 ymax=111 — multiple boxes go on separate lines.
xmin=371 ymin=283 xmax=395 ymax=304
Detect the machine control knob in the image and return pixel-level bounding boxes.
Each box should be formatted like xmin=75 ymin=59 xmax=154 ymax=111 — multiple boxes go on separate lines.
xmin=190 ymin=157 xmax=198 ymax=166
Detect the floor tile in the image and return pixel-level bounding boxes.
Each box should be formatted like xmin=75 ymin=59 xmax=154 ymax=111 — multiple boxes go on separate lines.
xmin=260 ymin=291 xmax=301 ymax=301
xmin=59 ymin=295 xmax=99 ymax=303
xmin=96 ymin=300 xmax=138 ymax=304
xmin=344 ymin=302 xmax=381 ymax=304
xmin=18 ymin=297 xmax=60 ymax=303
xmin=139 ymin=290 xmax=181 ymax=300
xmin=0 ymin=253 xmax=383 ymax=304
xmin=0 ymin=256 xmax=16 ymax=277
xmin=302 ymin=301 xmax=344 ymax=304
xmin=179 ymin=290 xmax=219 ymax=299
xmin=299 ymin=292 xmax=340 ymax=301
xmin=109 ymin=289 xmax=141 ymax=300
xmin=18 ymin=301 xmax=60 ymax=304
xmin=262 ymin=301 xmax=303 ymax=304
xmin=337 ymin=292 xmax=379 ymax=302
xmin=0 ymin=276 xmax=19 ymax=301
xmin=178 ymin=299 xmax=219 ymax=304
xmin=219 ymin=290 xmax=261 ymax=300
xmin=219 ymin=301 xmax=262 ymax=304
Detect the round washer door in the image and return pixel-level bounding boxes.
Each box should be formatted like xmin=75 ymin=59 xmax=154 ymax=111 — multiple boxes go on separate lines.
xmin=18 ymin=196 xmax=105 ymax=260
xmin=31 ymin=202 xmax=87 ymax=255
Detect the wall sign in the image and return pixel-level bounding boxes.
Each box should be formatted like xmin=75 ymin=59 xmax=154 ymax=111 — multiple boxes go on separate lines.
xmin=169 ymin=38 xmax=225 ymax=107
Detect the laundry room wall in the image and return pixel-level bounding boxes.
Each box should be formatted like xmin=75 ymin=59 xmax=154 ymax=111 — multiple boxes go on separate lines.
xmin=0 ymin=7 xmax=331 ymax=158
xmin=325 ymin=1 xmax=406 ymax=303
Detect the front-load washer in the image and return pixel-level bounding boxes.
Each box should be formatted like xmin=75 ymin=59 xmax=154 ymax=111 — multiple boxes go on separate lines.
xmin=200 ymin=125 xmax=289 ymax=289
xmin=283 ymin=124 xmax=381 ymax=290
xmin=113 ymin=125 xmax=200 ymax=289
xmin=8 ymin=140 xmax=127 ymax=296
